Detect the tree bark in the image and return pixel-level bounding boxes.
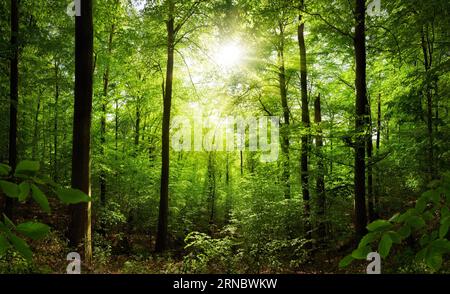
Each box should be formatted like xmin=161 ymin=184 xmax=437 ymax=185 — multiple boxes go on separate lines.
xmin=69 ymin=0 xmax=93 ymax=265
xmin=5 ymin=0 xmax=19 ymax=219
xmin=278 ymin=21 xmax=290 ymax=200
xmin=53 ymin=60 xmax=59 ymax=182
xmin=367 ymin=95 xmax=375 ymax=222
xmin=421 ymin=25 xmax=435 ymax=180
xmin=353 ymin=0 xmax=368 ymax=239
xmin=156 ymin=0 xmax=175 ymax=253
xmin=314 ymin=94 xmax=326 ymax=240
xmin=298 ymin=0 xmax=310 ymax=237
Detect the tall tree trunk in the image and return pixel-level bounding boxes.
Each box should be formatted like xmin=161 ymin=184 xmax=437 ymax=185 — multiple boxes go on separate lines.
xmin=314 ymin=94 xmax=326 ymax=240
xmin=353 ymin=0 xmax=368 ymax=240
xmin=69 ymin=0 xmax=93 ymax=265
xmin=32 ymin=92 xmax=41 ymax=160
xmin=100 ymin=24 xmax=115 ymax=206
xmin=114 ymin=97 xmax=119 ymax=160
xmin=5 ymin=0 xmax=19 ymax=219
xmin=53 ymin=60 xmax=59 ymax=182
xmin=375 ymin=93 xmax=381 ymax=213
xmin=240 ymin=150 xmax=243 ymax=176
xmin=156 ymin=0 xmax=175 ymax=253
xmin=421 ymin=25 xmax=435 ymax=180
xmin=278 ymin=22 xmax=290 ymax=199
xmin=207 ymin=153 xmax=216 ymax=227
xmin=367 ymin=95 xmax=375 ymax=222
xmin=225 ymin=154 xmax=232 ymax=224
xmin=298 ymin=0 xmax=310 ymax=237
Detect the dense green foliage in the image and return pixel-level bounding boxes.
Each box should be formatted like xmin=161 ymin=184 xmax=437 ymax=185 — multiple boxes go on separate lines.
xmin=0 ymin=0 xmax=449 ymax=273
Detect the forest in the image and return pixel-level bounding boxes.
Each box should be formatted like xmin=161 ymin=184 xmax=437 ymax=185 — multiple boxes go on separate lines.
xmin=0 ymin=0 xmax=449 ymax=274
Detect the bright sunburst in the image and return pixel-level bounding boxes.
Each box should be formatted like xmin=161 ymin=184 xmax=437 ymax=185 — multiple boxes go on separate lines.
xmin=214 ymin=41 xmax=245 ymax=69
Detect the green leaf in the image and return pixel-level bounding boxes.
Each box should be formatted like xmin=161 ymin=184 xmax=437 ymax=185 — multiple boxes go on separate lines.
xmin=0 ymin=234 xmax=10 ymax=256
xmin=415 ymin=198 xmax=427 ymax=213
xmin=439 ymin=222 xmax=449 ymax=239
xmin=0 ymin=180 xmax=19 ymax=198
xmin=351 ymin=245 xmax=371 ymax=259
xmin=398 ymin=225 xmax=411 ymax=239
xmin=407 ymin=216 xmax=426 ymax=229
xmin=415 ymin=247 xmax=428 ymax=262
xmin=378 ymin=233 xmax=393 ymax=258
xmin=388 ymin=213 xmax=400 ymax=223
xmin=441 ymin=207 xmax=450 ymax=220
xmin=18 ymin=182 xmax=30 ymax=202
xmin=16 ymin=222 xmax=50 ymax=240
xmin=31 ymin=184 xmax=50 ymax=213
xmin=429 ymin=239 xmax=450 ymax=254
xmin=0 ymin=164 xmax=11 ymax=176
xmin=398 ymin=209 xmax=416 ymax=223
xmin=14 ymin=160 xmax=40 ymax=176
xmin=358 ymin=232 xmax=379 ymax=248
xmin=367 ymin=220 xmax=392 ymax=232
xmin=339 ymin=254 xmax=355 ymax=268
xmin=386 ymin=231 xmax=402 ymax=244
xmin=8 ymin=234 xmax=32 ymax=261
xmin=55 ymin=187 xmax=90 ymax=204
xmin=426 ymin=253 xmax=442 ymax=272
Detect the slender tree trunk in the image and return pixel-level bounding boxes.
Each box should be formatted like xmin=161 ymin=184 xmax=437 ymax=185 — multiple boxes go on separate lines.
xmin=298 ymin=0 xmax=310 ymax=237
xmin=376 ymin=94 xmax=381 ymax=150
xmin=134 ymin=105 xmax=140 ymax=152
xmin=225 ymin=154 xmax=232 ymax=224
xmin=374 ymin=93 xmax=381 ymax=213
xmin=207 ymin=153 xmax=216 ymax=227
xmin=353 ymin=0 xmax=368 ymax=239
xmin=114 ymin=97 xmax=119 ymax=160
xmin=156 ymin=0 xmax=175 ymax=253
xmin=5 ymin=0 xmax=19 ymax=219
xmin=421 ymin=26 xmax=435 ymax=180
xmin=240 ymin=150 xmax=243 ymax=176
xmin=53 ymin=60 xmax=59 ymax=182
xmin=100 ymin=24 xmax=115 ymax=206
xmin=314 ymin=94 xmax=326 ymax=240
xmin=69 ymin=0 xmax=93 ymax=265
xmin=278 ymin=22 xmax=290 ymax=199
xmin=32 ymin=92 xmax=41 ymax=160
xmin=367 ymin=97 xmax=375 ymax=222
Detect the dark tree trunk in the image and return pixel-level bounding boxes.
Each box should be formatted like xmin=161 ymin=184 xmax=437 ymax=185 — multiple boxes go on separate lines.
xmin=278 ymin=22 xmax=290 ymax=199
xmin=53 ymin=60 xmax=59 ymax=182
xmin=367 ymin=95 xmax=375 ymax=222
xmin=314 ymin=94 xmax=326 ymax=240
xmin=240 ymin=150 xmax=243 ymax=176
xmin=225 ymin=154 xmax=232 ymax=224
xmin=32 ymin=91 xmax=42 ymax=160
xmin=298 ymin=0 xmax=311 ymax=237
xmin=156 ymin=0 xmax=175 ymax=253
xmin=69 ymin=0 xmax=93 ymax=265
xmin=353 ymin=0 xmax=368 ymax=240
xmin=421 ymin=26 xmax=435 ymax=180
xmin=5 ymin=0 xmax=19 ymax=219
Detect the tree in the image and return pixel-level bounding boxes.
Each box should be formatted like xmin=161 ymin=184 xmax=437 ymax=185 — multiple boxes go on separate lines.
xmin=68 ymin=0 xmax=94 ymax=264
xmin=298 ymin=0 xmax=311 ymax=237
xmin=353 ymin=0 xmax=368 ymax=239
xmin=155 ymin=0 xmax=175 ymax=253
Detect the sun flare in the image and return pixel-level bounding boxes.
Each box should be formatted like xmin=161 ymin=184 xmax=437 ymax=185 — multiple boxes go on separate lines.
xmin=214 ymin=42 xmax=245 ymax=69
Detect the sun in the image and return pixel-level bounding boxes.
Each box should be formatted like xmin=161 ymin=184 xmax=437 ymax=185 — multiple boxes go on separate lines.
xmin=214 ymin=41 xmax=245 ymax=70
